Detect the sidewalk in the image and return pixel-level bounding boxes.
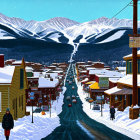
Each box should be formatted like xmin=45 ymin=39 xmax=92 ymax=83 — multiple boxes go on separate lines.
xmin=77 ymin=81 xmax=140 ymax=140
xmin=0 ymin=87 xmax=66 ymax=140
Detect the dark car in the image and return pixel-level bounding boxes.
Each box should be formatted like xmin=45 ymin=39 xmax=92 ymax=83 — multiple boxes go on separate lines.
xmin=68 ymin=103 xmax=72 ymax=107
xmin=72 ymin=95 xmax=76 ymax=99
xmin=41 ymin=106 xmax=49 ymax=111
xmin=72 ymin=99 xmax=77 ymax=103
xmin=66 ymin=96 xmax=71 ymax=100
xmin=33 ymin=107 xmax=42 ymax=113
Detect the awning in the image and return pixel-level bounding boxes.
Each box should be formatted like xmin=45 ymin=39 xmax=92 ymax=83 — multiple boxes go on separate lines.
xmin=89 ymin=82 xmax=100 ymax=89
xmin=104 ymin=86 xmax=132 ymax=95
xmin=86 ymin=81 xmax=95 ymax=85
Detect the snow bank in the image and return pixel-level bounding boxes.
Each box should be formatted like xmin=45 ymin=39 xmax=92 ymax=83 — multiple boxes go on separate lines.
xmin=0 ymin=87 xmax=66 ymax=140
xmin=77 ymin=81 xmax=140 ymax=140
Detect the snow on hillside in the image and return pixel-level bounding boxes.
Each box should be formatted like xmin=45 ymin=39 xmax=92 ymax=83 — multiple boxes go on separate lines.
xmin=96 ymin=30 xmax=126 ymax=44
xmin=0 ymin=13 xmax=140 ymax=45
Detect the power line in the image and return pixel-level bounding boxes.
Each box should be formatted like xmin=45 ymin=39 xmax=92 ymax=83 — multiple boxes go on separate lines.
xmin=111 ymin=0 xmax=133 ymax=19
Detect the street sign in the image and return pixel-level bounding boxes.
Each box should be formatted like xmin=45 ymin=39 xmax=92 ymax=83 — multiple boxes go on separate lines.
xmin=30 ymin=96 xmax=34 ymax=100
xmin=99 ymin=77 xmax=109 ymax=88
xmin=30 ymin=92 xmax=34 ymax=96
xmin=38 ymin=98 xmax=43 ymax=103
xmin=129 ymin=37 xmax=140 ymax=48
xmin=30 ymin=92 xmax=35 ymax=100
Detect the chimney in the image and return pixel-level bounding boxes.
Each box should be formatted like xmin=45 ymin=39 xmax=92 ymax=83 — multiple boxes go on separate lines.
xmin=0 ymin=54 xmax=4 ymax=68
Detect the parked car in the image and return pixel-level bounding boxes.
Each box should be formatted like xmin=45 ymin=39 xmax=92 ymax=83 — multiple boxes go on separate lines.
xmin=92 ymin=104 xmax=100 ymax=110
xmin=33 ymin=107 xmax=42 ymax=113
xmin=72 ymin=99 xmax=77 ymax=103
xmin=72 ymin=86 xmax=75 ymax=89
xmin=85 ymin=97 xmax=90 ymax=101
xmin=72 ymin=95 xmax=76 ymax=99
xmin=41 ymin=106 xmax=49 ymax=111
xmin=68 ymin=103 xmax=72 ymax=107
xmin=66 ymin=96 xmax=71 ymax=100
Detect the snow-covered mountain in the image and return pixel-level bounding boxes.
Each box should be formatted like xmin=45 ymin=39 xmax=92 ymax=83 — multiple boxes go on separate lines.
xmin=0 ymin=13 xmax=140 ymax=45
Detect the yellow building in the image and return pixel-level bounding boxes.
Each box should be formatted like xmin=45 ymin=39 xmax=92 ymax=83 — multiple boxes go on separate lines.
xmin=0 ymin=58 xmax=28 ymax=121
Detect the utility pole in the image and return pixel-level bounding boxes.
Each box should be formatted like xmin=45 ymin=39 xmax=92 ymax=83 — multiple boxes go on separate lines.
xmin=132 ymin=0 xmax=138 ymax=106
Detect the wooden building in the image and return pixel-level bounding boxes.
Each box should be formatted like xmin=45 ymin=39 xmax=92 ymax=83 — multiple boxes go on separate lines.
xmin=104 ymin=51 xmax=140 ymax=111
xmin=0 ymin=58 xmax=28 ymax=121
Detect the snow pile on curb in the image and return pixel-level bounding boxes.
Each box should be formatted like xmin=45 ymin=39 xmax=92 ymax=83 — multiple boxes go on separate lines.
xmin=77 ymin=82 xmax=140 ymax=140
xmin=0 ymin=87 xmax=66 ymax=140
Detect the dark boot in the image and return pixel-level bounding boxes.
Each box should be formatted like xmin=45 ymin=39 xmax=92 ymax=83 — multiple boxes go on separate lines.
xmin=6 ymin=136 xmax=9 ymax=140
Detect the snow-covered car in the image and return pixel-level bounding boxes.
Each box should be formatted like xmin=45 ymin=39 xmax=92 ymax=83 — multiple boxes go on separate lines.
xmin=41 ymin=106 xmax=49 ymax=111
xmin=68 ymin=103 xmax=72 ymax=107
xmin=92 ymin=104 xmax=100 ymax=110
xmin=85 ymin=97 xmax=90 ymax=101
xmin=69 ymin=81 xmax=72 ymax=84
xmin=72 ymin=86 xmax=75 ymax=89
xmin=66 ymin=96 xmax=71 ymax=100
xmin=33 ymin=107 xmax=42 ymax=113
xmin=72 ymin=95 xmax=76 ymax=99
xmin=72 ymin=99 xmax=77 ymax=103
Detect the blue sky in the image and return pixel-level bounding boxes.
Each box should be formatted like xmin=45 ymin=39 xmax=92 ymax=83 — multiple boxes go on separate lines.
xmin=0 ymin=0 xmax=138 ymax=22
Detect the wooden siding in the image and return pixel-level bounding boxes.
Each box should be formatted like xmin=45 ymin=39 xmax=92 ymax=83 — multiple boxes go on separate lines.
xmin=0 ymin=60 xmax=28 ymax=122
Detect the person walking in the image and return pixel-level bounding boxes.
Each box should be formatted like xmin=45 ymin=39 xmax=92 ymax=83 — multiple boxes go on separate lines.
xmin=2 ymin=108 xmax=14 ymax=140
xmin=110 ymin=106 xmax=116 ymax=120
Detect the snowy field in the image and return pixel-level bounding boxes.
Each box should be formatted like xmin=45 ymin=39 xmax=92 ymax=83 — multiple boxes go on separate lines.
xmin=76 ymin=81 xmax=140 ymax=140
xmin=0 ymin=87 xmax=66 ymax=140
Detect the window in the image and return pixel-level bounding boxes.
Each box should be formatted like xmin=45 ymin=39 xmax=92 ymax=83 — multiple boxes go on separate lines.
xmin=138 ymin=59 xmax=140 ymax=74
xmin=20 ymin=69 xmax=24 ymax=89
xmin=127 ymin=61 xmax=132 ymax=74
xmin=0 ymin=92 xmax=1 ymax=112
xmin=129 ymin=61 xmax=132 ymax=73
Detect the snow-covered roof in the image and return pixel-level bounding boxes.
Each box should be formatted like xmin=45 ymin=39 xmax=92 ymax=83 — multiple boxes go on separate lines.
xmin=38 ymin=77 xmax=59 ymax=88
xmin=0 ymin=66 xmax=15 ymax=84
xmin=25 ymin=67 xmax=33 ymax=72
xmin=12 ymin=60 xmax=22 ymax=65
xmin=95 ymin=71 xmax=123 ymax=78
xmin=123 ymin=50 xmax=140 ymax=59
xmin=93 ymin=62 xmax=104 ymax=64
xmin=51 ymin=70 xmax=63 ymax=73
xmin=118 ymin=74 xmax=140 ymax=87
xmin=80 ymin=71 xmax=87 ymax=73
xmin=81 ymin=78 xmax=89 ymax=83
xmin=89 ymin=69 xmax=108 ymax=75
xmin=48 ymin=66 xmax=56 ymax=68
xmin=104 ymin=86 xmax=132 ymax=95
xmin=104 ymin=87 xmax=121 ymax=95
xmin=86 ymin=67 xmax=96 ymax=70
xmin=116 ymin=67 xmax=126 ymax=71
xmin=109 ymin=78 xmax=120 ymax=83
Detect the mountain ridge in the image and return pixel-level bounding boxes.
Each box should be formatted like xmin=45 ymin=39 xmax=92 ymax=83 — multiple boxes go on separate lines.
xmin=0 ymin=13 xmax=140 ymax=45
